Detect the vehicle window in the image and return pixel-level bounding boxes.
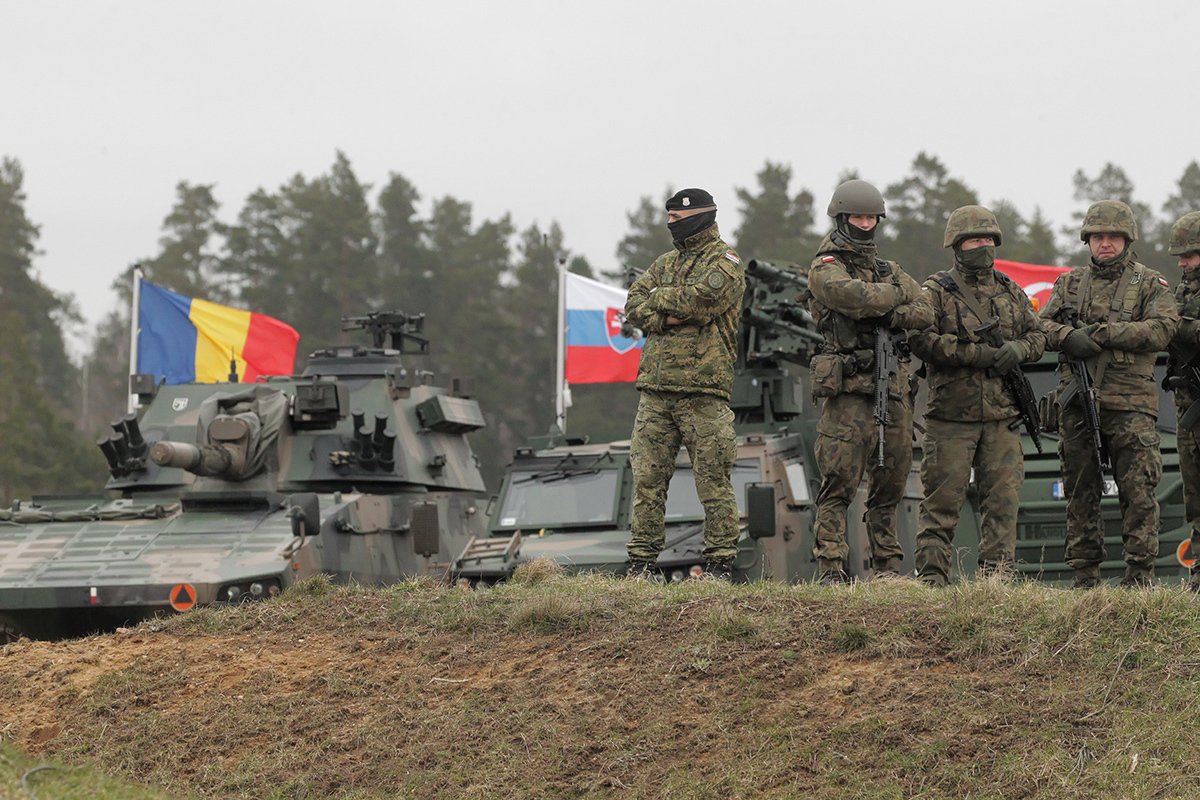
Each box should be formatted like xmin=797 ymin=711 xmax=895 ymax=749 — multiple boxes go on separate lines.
xmin=497 ymin=470 xmax=619 ymax=527
xmin=664 ymin=459 xmax=761 ymax=520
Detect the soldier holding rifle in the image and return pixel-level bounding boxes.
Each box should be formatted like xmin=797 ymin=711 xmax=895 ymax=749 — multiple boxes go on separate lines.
xmin=1164 ymin=211 xmax=1200 ymax=592
xmin=1039 ymin=200 xmax=1178 ymax=589
xmin=806 ymin=180 xmax=932 ymax=583
xmin=908 ymin=206 xmax=1046 ymax=586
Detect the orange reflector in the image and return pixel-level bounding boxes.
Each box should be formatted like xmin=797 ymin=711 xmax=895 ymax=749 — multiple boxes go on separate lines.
xmin=1177 ymin=539 xmax=1197 ymax=569
xmin=169 ymin=583 xmax=197 ymax=612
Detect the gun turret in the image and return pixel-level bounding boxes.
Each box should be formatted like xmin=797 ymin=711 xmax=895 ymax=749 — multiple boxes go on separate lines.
xmin=149 ymin=416 xmax=252 ymax=479
xmin=746 ymin=259 xmax=809 ymax=291
xmin=341 ymin=311 xmax=430 ymax=353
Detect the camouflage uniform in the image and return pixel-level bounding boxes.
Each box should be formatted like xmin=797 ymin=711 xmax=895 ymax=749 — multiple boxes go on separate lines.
xmin=909 ymin=268 xmax=1046 ymax=586
xmin=808 ymin=231 xmax=934 ymax=576
xmin=1040 ymin=207 xmax=1179 ymax=584
xmin=624 ymin=224 xmax=745 ymax=566
xmin=1164 ymin=211 xmax=1200 ymax=588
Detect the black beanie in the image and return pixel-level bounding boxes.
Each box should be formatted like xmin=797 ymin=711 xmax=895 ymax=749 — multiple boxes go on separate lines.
xmin=665 ymin=188 xmax=716 ymax=211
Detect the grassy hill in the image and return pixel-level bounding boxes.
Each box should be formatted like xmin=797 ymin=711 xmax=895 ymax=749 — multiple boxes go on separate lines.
xmin=2 ymin=565 xmax=1199 ymax=799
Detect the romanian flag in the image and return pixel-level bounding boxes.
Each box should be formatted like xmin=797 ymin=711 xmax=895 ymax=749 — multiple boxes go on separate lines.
xmin=565 ymin=272 xmax=643 ymax=384
xmin=137 ymin=280 xmax=300 ymax=384
xmin=995 ymin=259 xmax=1072 ymax=312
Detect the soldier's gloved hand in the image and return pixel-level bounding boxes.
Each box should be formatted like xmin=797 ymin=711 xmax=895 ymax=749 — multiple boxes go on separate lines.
xmin=877 ymin=310 xmax=896 ymax=329
xmin=1062 ymin=329 xmax=1103 ymax=358
xmin=972 ymin=344 xmax=999 ymax=368
xmin=992 ymin=341 xmax=1024 ymax=373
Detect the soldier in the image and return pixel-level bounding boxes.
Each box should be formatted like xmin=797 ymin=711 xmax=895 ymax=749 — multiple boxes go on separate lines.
xmin=807 ymin=179 xmax=933 ymax=583
xmin=1164 ymin=211 xmax=1200 ymax=591
xmin=622 ymin=188 xmax=746 ymax=580
xmin=908 ymin=206 xmax=1046 ymax=586
xmin=1040 ymin=200 xmax=1178 ymax=588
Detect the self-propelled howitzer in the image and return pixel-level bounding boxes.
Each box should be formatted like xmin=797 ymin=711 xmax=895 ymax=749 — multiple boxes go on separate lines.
xmin=0 ymin=311 xmax=488 ymax=642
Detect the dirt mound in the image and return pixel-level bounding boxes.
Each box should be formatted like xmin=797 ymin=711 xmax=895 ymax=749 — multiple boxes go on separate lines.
xmin=2 ymin=575 xmax=1199 ymax=799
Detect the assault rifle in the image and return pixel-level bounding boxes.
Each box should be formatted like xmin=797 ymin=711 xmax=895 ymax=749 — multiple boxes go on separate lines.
xmin=873 ymin=326 xmax=899 ymax=467
xmin=1165 ymin=342 xmax=1200 ymax=430
xmin=973 ymin=319 xmax=1044 ymax=453
xmin=1053 ymin=306 xmax=1110 ymax=473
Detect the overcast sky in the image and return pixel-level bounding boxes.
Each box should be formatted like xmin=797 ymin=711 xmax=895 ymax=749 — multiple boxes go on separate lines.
xmin=5 ymin=0 xmax=1198 ymax=353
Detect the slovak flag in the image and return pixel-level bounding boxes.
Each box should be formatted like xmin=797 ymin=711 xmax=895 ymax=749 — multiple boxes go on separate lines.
xmin=564 ymin=272 xmax=643 ymax=384
xmin=996 ymin=259 xmax=1072 ymax=312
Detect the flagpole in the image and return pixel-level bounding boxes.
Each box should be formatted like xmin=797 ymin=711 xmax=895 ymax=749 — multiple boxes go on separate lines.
xmin=127 ymin=266 xmax=143 ymax=413
xmin=555 ymin=257 xmax=567 ymax=434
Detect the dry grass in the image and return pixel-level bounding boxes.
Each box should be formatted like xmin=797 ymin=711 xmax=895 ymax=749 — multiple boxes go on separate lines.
xmin=2 ymin=575 xmax=1200 ymax=799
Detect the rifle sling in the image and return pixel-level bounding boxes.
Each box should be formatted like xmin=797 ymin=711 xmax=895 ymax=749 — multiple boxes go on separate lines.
xmin=947 ymin=268 xmax=1001 ymax=344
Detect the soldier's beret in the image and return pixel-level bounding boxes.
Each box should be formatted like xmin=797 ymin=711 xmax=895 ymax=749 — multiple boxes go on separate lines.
xmin=666 ymin=188 xmax=716 ymax=211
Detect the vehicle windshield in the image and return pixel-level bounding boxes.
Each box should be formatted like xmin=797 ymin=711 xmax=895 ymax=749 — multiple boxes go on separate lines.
xmin=664 ymin=459 xmax=761 ymax=521
xmin=496 ymin=469 xmax=619 ymax=527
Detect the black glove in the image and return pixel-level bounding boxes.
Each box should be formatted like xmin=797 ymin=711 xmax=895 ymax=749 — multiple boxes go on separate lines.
xmin=992 ymin=341 xmax=1024 ymax=373
xmin=1062 ymin=329 xmax=1102 ymax=359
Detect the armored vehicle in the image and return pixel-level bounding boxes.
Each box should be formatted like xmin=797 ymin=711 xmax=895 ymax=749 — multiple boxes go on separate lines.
xmin=454 ymin=261 xmax=923 ymax=584
xmin=0 ymin=312 xmax=487 ymax=642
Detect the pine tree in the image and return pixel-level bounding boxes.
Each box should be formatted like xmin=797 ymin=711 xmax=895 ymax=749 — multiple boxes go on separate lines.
xmin=732 ymin=161 xmax=819 ymax=265
xmin=881 ymin=153 xmax=978 ymax=281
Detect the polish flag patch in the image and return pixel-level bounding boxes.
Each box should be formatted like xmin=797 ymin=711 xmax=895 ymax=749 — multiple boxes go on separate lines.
xmin=821 ymin=256 xmax=836 ymax=263
xmin=724 ymin=251 xmax=740 ymax=264
xmin=1159 ymin=277 xmax=1170 ymax=287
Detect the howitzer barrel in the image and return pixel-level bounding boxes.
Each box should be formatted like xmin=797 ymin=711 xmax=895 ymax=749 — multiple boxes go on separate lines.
xmin=746 ymin=259 xmax=809 ymax=289
xmin=150 ymin=441 xmax=235 ymax=477
xmin=742 ymin=308 xmax=823 ymax=343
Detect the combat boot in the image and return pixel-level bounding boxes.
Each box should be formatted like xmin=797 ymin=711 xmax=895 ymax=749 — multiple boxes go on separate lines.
xmin=1071 ymin=568 xmax=1101 ymax=590
xmin=703 ymin=561 xmax=733 ymax=581
xmin=1118 ymin=567 xmax=1153 ymax=589
xmin=817 ymin=559 xmax=849 ymax=585
xmin=625 ymin=559 xmax=659 ymax=581
xmin=976 ymin=560 xmax=1016 ymax=583
xmin=873 ymin=557 xmax=904 ymax=579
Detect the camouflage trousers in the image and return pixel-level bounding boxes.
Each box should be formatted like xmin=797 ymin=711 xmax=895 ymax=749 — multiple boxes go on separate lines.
xmin=1060 ymin=406 xmax=1161 ymax=575
xmin=916 ymin=417 xmax=1023 ymax=586
xmin=1175 ymin=407 xmax=1200 ymax=574
xmin=627 ymin=390 xmax=738 ymax=564
xmin=811 ymin=391 xmax=910 ymax=570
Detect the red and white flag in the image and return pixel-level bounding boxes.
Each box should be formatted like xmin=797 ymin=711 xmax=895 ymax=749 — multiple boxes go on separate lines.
xmin=995 ymin=259 xmax=1072 ymax=311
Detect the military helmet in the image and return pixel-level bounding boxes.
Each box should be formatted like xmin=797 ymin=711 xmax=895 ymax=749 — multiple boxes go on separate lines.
xmin=1169 ymin=211 xmax=1200 ymax=256
xmin=943 ymin=205 xmax=1003 ymax=248
xmin=1079 ymin=199 xmax=1138 ymax=243
xmin=827 ymin=179 xmax=886 ymax=218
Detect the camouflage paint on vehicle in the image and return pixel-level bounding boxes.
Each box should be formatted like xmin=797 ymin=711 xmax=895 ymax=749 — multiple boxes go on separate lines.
xmin=0 ymin=312 xmax=488 ymax=641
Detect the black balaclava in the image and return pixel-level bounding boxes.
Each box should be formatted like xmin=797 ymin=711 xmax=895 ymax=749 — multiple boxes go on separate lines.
xmin=955 ymin=244 xmax=996 ymax=274
xmin=668 ymin=210 xmax=717 ymax=244
xmin=836 ymin=213 xmax=877 ymax=244
xmin=666 ymin=188 xmax=717 ymax=246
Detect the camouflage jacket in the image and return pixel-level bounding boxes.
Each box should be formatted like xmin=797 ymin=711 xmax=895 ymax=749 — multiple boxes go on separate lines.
xmin=807 ymin=232 xmax=934 ymax=395
xmin=1168 ymin=269 xmax=1200 ymax=411
xmin=624 ymin=225 xmax=745 ymax=400
xmin=909 ymin=267 xmax=1047 ymax=422
xmin=1039 ymin=256 xmax=1179 ymax=414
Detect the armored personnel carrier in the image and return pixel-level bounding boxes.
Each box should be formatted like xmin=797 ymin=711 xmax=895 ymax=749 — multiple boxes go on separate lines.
xmin=0 ymin=312 xmax=487 ymax=641
xmin=453 ymin=261 xmax=923 ymax=584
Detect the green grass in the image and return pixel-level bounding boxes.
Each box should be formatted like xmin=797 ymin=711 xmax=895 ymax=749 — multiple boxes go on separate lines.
xmin=5 ymin=572 xmax=1200 ymax=798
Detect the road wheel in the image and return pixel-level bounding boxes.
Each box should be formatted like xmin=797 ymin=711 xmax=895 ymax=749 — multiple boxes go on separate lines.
xmin=0 ymin=614 xmax=23 ymax=644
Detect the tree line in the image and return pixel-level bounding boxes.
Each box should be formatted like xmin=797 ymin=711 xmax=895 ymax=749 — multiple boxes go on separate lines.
xmin=2 ymin=151 xmax=1198 ymax=498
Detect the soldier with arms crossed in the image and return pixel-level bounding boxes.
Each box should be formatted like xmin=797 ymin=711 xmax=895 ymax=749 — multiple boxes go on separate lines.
xmin=908 ymin=206 xmax=1046 ymax=586
xmin=622 ymin=188 xmax=746 ymax=580
xmin=806 ymin=180 xmax=933 ymax=583
xmin=1039 ymin=200 xmax=1178 ymax=588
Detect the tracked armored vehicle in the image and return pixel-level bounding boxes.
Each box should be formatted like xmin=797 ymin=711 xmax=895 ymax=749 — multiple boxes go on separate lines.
xmin=0 ymin=312 xmax=487 ymax=641
xmin=453 ymin=261 xmax=923 ymax=584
